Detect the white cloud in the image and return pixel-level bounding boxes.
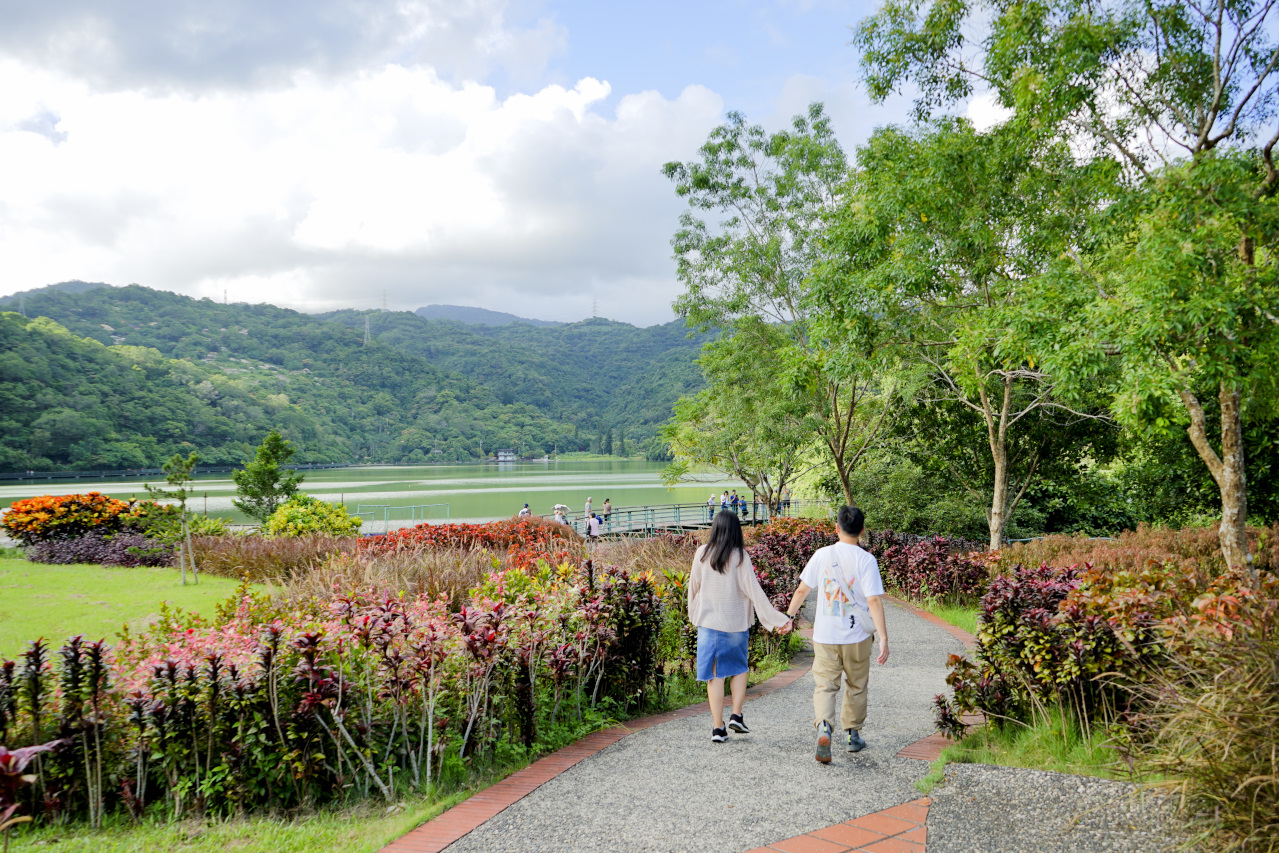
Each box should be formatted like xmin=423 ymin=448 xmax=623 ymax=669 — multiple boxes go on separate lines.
xmin=965 ymin=89 xmax=1012 ymax=132
xmin=0 ymin=0 xmax=565 ymax=93
xmin=0 ymin=57 xmax=723 ymax=325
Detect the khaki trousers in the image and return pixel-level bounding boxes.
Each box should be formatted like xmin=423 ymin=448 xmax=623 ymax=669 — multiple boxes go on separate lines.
xmin=812 ymin=638 xmax=873 ymax=732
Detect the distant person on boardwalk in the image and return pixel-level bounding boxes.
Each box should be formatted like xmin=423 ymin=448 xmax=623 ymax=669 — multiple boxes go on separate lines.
xmin=707 ymin=494 xmax=717 ymax=522
xmin=587 ymin=511 xmax=602 ymax=541
xmin=518 ymin=503 xmax=531 ymax=518
xmin=602 ymin=498 xmax=612 ymax=521
xmin=553 ymin=507 xmax=566 ymax=525
xmin=585 ymin=496 xmax=593 ymax=516
xmin=781 ymin=485 xmax=792 ymax=513
xmin=720 ymin=490 xmax=730 ymax=510
xmin=688 ymin=510 xmax=793 ymax=743
xmin=783 ymin=506 xmax=889 ymax=763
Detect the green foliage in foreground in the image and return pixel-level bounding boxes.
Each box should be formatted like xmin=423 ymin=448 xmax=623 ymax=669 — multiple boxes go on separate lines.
xmin=916 ymin=704 xmax=1129 ymax=795
xmin=0 ymin=558 xmax=241 ymax=660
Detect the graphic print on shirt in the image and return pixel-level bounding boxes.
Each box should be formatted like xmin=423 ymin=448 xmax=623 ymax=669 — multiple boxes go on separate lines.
xmin=820 ymin=559 xmax=853 ymax=621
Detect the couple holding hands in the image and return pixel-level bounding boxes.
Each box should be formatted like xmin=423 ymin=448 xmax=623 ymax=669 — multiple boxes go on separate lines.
xmin=686 ymin=506 xmax=889 ymax=762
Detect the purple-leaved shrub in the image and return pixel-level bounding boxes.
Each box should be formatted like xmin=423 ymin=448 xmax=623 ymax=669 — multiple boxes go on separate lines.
xmin=27 ymin=532 xmax=173 ymax=567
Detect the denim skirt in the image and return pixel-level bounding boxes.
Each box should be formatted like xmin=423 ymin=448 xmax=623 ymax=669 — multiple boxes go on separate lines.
xmin=696 ymin=627 xmax=749 ymax=681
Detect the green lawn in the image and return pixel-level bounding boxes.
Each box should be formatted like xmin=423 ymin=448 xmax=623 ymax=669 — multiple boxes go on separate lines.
xmin=0 ymin=557 xmax=242 ymax=660
xmin=909 ymin=597 xmax=979 ymax=636
xmin=9 ymin=790 xmax=469 ymax=853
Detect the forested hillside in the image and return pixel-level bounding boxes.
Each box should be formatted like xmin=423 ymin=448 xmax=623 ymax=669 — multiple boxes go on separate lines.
xmin=322 ymin=309 xmax=706 ymax=435
xmin=0 ymin=284 xmax=702 ymax=471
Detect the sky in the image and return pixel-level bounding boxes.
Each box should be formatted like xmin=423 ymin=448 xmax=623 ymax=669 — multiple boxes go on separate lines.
xmin=0 ymin=0 xmax=995 ymax=326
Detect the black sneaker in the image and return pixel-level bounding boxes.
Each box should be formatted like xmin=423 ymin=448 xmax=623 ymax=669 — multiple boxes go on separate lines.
xmin=846 ymin=729 xmax=866 ymax=752
xmin=728 ymin=713 xmax=749 ymax=734
xmin=815 ymin=722 xmax=832 ymax=764
xmin=711 ymin=727 xmax=728 ymax=743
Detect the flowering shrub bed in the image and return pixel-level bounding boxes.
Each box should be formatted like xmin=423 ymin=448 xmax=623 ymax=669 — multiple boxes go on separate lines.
xmin=864 ymin=531 xmax=987 ymax=601
xmin=1 ymin=493 xmax=135 ymax=545
xmin=362 ymin=517 xmax=577 ymax=553
xmin=990 ymin=522 xmax=1279 ymax=577
xmin=0 ymin=550 xmax=668 ymax=828
xmin=933 ymin=558 xmax=1275 ymax=736
xmin=4 ymin=493 xmax=178 ymax=566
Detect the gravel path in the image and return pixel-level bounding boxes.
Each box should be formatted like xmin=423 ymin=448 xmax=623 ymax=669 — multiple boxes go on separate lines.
xmin=439 ymin=598 xmax=1188 ymax=853
xmin=927 ymin=764 xmax=1185 ymax=853
xmin=444 ymin=599 xmax=963 ymax=853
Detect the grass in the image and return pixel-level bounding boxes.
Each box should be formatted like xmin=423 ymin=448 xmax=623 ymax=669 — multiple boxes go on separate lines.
xmin=915 ymin=703 xmax=1132 ymax=794
xmin=8 ymin=783 xmax=475 ymax=853
xmin=909 ymin=596 xmax=979 ymax=636
xmin=0 ymin=556 xmax=243 ymax=659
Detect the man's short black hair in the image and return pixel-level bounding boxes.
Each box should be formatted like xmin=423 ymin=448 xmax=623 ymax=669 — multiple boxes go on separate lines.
xmin=837 ymin=505 xmax=865 ymax=536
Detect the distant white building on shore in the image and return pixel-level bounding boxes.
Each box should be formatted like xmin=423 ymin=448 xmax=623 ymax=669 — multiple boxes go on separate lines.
xmin=496 ymin=449 xmax=518 ymax=463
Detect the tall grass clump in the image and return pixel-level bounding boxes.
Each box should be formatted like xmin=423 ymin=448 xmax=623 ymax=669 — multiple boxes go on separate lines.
xmin=1131 ymin=578 xmax=1279 ymax=853
xmin=283 ymin=546 xmax=495 ymax=609
xmin=191 ymin=534 xmax=356 ymax=582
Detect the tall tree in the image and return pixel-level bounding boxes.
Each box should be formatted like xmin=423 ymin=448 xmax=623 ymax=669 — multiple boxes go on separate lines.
xmin=664 ymin=104 xmax=902 ymax=505
xmin=232 ymin=430 xmax=306 ymax=523
xmin=815 ymin=119 xmax=1109 ymax=549
xmin=661 ymin=323 xmax=817 ymax=510
xmin=856 ymin=0 xmax=1279 ymax=569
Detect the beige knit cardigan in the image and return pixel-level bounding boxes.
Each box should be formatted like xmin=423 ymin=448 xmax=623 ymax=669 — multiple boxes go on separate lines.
xmin=686 ymin=544 xmax=791 ymax=633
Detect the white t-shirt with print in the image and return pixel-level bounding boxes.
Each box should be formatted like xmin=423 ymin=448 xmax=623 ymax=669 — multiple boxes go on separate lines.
xmin=799 ymin=542 xmax=885 ymax=645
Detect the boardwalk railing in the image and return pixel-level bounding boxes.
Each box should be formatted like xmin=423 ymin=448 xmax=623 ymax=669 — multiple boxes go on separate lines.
xmin=546 ymin=499 xmax=831 ymax=538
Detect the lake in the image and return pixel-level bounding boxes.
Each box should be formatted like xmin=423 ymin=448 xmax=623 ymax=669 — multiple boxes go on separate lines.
xmin=0 ymin=460 xmax=748 ymax=529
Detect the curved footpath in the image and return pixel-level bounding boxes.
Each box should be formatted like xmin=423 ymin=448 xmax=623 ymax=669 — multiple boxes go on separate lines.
xmin=383 ymin=599 xmax=1184 ymax=853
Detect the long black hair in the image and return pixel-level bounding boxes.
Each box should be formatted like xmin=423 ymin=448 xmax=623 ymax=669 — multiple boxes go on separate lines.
xmin=705 ymin=509 xmax=745 ymax=573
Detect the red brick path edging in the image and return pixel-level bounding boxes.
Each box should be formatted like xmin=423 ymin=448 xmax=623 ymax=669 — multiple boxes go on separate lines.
xmin=379 ymin=642 xmax=815 ymax=853
xmin=744 ymin=798 xmax=932 ymax=853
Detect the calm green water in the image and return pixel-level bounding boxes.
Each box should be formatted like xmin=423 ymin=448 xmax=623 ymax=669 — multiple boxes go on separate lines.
xmin=0 ymin=461 xmax=747 ymax=527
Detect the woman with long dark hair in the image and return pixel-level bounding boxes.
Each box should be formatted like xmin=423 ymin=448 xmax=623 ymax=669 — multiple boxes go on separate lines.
xmin=688 ymin=509 xmax=793 ymax=742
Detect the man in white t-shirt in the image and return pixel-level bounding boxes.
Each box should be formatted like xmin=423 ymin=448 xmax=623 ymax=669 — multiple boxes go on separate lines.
xmin=518 ymin=503 xmax=531 ymax=517
xmin=784 ymin=506 xmax=889 ymax=763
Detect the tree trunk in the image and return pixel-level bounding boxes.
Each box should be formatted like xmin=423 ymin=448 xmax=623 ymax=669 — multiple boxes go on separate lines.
xmin=1217 ymin=385 xmax=1250 ymax=573
xmin=1178 ymin=382 xmax=1252 ymax=574
xmin=980 ymin=375 xmax=1014 ymax=553
xmin=987 ymin=442 xmax=1008 ymax=553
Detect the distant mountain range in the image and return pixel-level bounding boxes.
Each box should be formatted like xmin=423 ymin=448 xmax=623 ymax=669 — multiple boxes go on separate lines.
xmin=414 ymin=304 xmax=561 ymax=327
xmin=0 ymin=283 xmax=705 ymax=472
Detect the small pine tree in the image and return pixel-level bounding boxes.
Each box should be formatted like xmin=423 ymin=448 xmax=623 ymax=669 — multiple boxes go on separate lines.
xmin=232 ymin=430 xmax=305 ymax=523
xmin=618 ymin=427 xmax=626 ymax=457
xmin=603 ymin=428 xmax=613 ymax=456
